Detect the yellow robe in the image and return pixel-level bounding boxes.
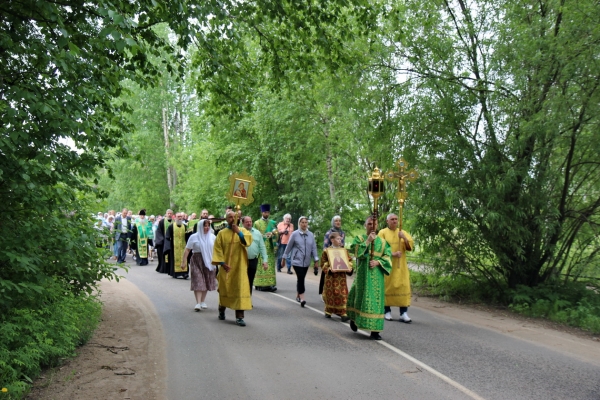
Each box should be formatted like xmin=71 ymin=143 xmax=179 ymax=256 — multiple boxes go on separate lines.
xmin=212 ymin=227 xmax=253 ymax=310
xmin=378 ymin=228 xmax=414 ymax=307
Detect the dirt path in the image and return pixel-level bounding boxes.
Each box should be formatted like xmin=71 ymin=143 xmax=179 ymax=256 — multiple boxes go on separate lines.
xmin=27 ymin=275 xmax=600 ymax=399
xmin=27 ymin=279 xmax=167 ymax=400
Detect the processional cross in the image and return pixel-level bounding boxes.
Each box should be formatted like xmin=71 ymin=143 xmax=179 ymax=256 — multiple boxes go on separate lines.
xmin=385 ymin=158 xmax=418 ymax=230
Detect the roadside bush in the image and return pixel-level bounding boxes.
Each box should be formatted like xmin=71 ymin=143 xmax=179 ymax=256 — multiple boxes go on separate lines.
xmin=411 ymin=271 xmax=505 ymax=303
xmin=0 ymin=194 xmax=118 ymax=398
xmin=411 ymin=270 xmax=600 ymax=334
xmin=0 ymin=282 xmax=101 ymax=398
xmin=508 ymin=282 xmax=600 ymax=334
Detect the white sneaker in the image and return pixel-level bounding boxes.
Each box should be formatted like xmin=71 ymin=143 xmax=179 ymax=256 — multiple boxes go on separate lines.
xmin=194 ymin=304 xmax=202 ymax=311
xmin=384 ymin=312 xmax=392 ymax=321
xmin=399 ymin=312 xmax=412 ymax=323
xmin=200 ymin=302 xmax=208 ymax=309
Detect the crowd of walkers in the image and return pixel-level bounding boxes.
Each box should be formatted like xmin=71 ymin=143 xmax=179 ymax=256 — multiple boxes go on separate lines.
xmin=94 ymin=204 xmax=415 ymax=339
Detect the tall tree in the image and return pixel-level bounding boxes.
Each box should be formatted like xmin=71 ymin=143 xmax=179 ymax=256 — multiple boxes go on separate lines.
xmin=379 ymin=0 xmax=600 ymax=290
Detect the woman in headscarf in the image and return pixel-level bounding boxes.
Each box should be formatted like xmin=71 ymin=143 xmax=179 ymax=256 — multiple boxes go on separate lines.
xmin=321 ymin=232 xmax=352 ymax=321
xmin=282 ymin=216 xmax=319 ymax=307
xmin=181 ymin=219 xmax=217 ymax=311
xmin=319 ymin=215 xmax=345 ymax=297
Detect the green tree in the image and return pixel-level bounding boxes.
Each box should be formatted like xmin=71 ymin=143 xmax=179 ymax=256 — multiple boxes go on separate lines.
xmin=380 ymin=0 xmax=600 ymax=290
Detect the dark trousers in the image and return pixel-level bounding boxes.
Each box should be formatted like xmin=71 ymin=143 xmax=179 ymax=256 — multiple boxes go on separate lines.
xmin=247 ymin=258 xmax=258 ymax=293
xmin=219 ymin=305 xmax=244 ymax=319
xmin=277 ymin=244 xmax=288 ymax=271
xmin=293 ymin=266 xmax=308 ymax=294
xmin=155 ymin=246 xmax=165 ymax=273
xmin=385 ymin=306 xmax=408 ymax=313
xmin=116 ymin=239 xmax=128 ymax=263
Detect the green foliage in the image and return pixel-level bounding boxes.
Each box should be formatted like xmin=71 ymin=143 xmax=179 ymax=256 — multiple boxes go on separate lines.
xmin=0 ymin=285 xmax=101 ymax=398
xmin=410 ymin=271 xmax=505 ymax=304
xmin=190 ymin=0 xmax=379 ymax=116
xmin=508 ymin=283 xmax=600 ymax=334
xmin=411 ymin=271 xmax=600 ymax=333
xmin=382 ymin=0 xmax=600 ymax=290
xmin=1 ymin=1 xmax=186 ymax=394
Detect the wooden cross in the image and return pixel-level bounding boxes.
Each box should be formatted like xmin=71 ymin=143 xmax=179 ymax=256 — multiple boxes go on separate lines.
xmin=385 ymin=158 xmax=418 ymax=230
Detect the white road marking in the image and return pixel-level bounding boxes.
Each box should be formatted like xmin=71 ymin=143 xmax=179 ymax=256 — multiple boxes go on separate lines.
xmin=270 ymin=292 xmax=486 ymax=400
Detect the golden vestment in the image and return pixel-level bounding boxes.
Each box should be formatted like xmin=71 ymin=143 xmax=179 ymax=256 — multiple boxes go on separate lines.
xmin=212 ymin=227 xmax=253 ymax=310
xmin=378 ymin=228 xmax=414 ymax=307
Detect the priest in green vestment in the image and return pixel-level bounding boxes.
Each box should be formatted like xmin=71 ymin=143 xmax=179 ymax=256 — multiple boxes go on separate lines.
xmin=131 ymin=209 xmax=152 ymax=266
xmin=212 ymin=211 xmax=253 ymax=326
xmin=347 ymin=216 xmax=392 ymax=340
xmin=252 ymin=204 xmax=278 ymax=291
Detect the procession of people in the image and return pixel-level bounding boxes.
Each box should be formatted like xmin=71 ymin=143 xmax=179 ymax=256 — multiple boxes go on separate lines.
xmin=95 ymin=202 xmax=414 ymax=339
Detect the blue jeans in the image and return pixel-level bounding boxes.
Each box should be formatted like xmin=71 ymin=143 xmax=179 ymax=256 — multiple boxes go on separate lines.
xmin=116 ymin=239 xmax=128 ymax=263
xmin=277 ymin=244 xmax=288 ymax=271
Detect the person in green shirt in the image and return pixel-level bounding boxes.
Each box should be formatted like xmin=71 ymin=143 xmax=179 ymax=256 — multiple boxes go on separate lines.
xmin=252 ymin=204 xmax=278 ymax=292
xmin=242 ymin=216 xmax=269 ymax=294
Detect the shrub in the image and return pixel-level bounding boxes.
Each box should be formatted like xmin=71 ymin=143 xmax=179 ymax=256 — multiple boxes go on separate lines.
xmin=411 ymin=271 xmax=505 ymax=303
xmin=0 ymin=282 xmax=101 ymax=398
xmin=508 ymin=282 xmax=600 ymax=334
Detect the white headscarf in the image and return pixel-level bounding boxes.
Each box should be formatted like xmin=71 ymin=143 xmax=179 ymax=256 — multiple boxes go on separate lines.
xmin=194 ymin=219 xmax=216 ymax=271
xmin=298 ymin=216 xmax=308 ymax=233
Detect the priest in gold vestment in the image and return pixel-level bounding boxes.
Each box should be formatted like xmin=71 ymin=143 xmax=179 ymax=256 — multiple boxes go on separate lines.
xmin=212 ymin=211 xmax=253 ymax=326
xmin=165 ymin=212 xmax=189 ymax=279
xmin=378 ymin=213 xmax=414 ymax=323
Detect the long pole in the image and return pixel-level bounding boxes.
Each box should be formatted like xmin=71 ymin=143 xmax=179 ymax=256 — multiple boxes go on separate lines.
xmin=226 ymin=201 xmax=241 ymax=272
xmin=370 ymin=197 xmax=379 ymax=261
xmin=399 ymin=199 xmax=404 ymax=231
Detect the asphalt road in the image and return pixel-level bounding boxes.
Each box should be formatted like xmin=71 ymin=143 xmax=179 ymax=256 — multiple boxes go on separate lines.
xmin=118 ymin=258 xmax=600 ymax=400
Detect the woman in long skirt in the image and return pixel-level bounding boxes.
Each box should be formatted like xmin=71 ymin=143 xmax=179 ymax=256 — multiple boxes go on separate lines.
xmin=321 ymin=232 xmax=353 ymax=321
xmin=181 ymin=219 xmax=217 ymax=311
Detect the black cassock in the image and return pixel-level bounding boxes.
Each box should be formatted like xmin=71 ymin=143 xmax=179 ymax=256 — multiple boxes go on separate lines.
xmin=164 ymin=223 xmax=191 ymax=279
xmin=129 ymin=225 xmax=149 ymax=266
xmin=154 ymin=218 xmax=170 ymax=273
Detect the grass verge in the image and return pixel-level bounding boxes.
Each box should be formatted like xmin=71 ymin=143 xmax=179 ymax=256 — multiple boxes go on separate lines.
xmin=411 ymin=271 xmax=600 ymax=335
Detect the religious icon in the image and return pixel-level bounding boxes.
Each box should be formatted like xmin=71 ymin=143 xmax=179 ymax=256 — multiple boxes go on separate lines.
xmin=326 ymin=248 xmax=352 ymax=272
xmin=233 ymin=179 xmax=249 ymax=199
xmin=226 ymin=171 xmax=256 ymax=207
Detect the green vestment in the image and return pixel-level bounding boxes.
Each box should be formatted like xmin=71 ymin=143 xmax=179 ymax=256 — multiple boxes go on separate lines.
xmin=187 ymin=219 xmax=199 ymax=233
xmin=135 ymin=220 xmax=152 ymax=258
xmin=347 ymin=234 xmax=392 ymax=332
xmin=253 ymin=218 xmax=278 ymax=287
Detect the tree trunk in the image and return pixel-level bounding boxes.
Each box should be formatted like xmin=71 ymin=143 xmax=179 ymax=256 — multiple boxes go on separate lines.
xmin=162 ymin=107 xmax=175 ymax=209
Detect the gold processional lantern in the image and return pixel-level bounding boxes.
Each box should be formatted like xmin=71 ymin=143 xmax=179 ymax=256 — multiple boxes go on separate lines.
xmin=368 ymin=166 xmax=385 ymax=219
